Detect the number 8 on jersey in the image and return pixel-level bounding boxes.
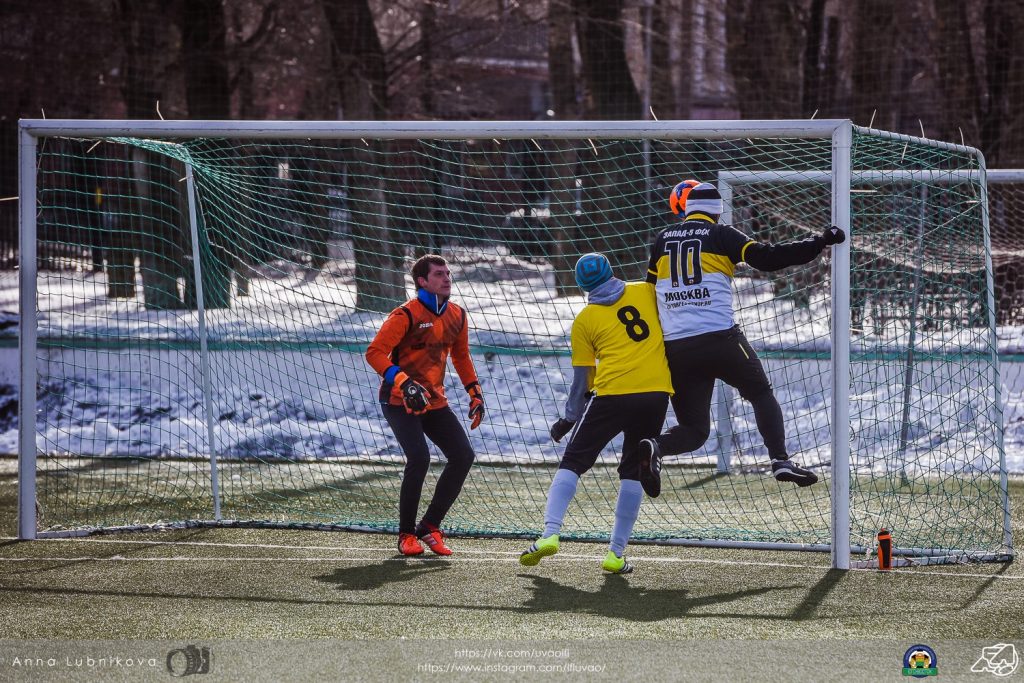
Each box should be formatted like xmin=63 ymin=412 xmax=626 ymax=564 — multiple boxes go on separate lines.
xmin=570 ymin=282 xmax=673 ymax=397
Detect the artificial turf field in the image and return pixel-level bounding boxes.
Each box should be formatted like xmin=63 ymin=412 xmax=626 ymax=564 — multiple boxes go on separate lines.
xmin=0 ymin=465 xmax=1020 ymax=681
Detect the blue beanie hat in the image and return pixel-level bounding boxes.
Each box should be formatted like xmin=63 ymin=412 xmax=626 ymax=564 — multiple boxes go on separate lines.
xmin=575 ymin=253 xmax=613 ymax=292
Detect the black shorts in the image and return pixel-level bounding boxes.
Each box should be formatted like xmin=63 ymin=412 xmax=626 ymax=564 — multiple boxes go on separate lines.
xmin=559 ymin=391 xmax=670 ymax=480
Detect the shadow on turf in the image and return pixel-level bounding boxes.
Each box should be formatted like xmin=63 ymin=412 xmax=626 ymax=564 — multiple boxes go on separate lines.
xmin=517 ymin=574 xmax=802 ymax=622
xmin=787 ymin=568 xmax=844 ymax=621
xmin=960 ymin=561 xmax=1014 ymax=609
xmin=317 ymin=560 xmax=452 ymax=590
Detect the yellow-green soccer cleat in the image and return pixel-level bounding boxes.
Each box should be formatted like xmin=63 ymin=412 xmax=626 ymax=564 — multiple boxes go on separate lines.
xmin=519 ymin=534 xmax=559 ymax=566
xmin=602 ymin=551 xmax=634 ymax=574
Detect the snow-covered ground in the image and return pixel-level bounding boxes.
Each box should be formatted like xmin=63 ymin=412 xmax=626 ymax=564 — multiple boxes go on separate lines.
xmin=1 ymin=248 xmax=1021 ymax=473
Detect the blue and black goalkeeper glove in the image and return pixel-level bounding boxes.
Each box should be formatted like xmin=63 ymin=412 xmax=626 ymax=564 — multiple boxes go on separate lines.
xmin=392 ymin=371 xmax=430 ymax=415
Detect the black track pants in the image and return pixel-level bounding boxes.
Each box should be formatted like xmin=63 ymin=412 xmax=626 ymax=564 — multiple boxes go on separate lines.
xmin=383 ymin=405 xmax=475 ymax=534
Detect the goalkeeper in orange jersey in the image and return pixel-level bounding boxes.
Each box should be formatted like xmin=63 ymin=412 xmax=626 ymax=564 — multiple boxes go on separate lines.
xmin=519 ymin=253 xmax=672 ymax=574
xmin=366 ymin=255 xmax=485 ymax=557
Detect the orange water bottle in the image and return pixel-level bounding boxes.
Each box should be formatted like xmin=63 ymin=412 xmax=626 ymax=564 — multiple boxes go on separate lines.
xmin=877 ymin=528 xmax=892 ymax=570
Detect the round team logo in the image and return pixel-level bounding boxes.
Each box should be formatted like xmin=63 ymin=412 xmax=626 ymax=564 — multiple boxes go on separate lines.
xmin=902 ymin=644 xmax=938 ymax=678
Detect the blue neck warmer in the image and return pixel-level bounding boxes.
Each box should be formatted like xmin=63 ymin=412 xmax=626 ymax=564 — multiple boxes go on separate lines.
xmin=417 ymin=288 xmax=449 ymax=315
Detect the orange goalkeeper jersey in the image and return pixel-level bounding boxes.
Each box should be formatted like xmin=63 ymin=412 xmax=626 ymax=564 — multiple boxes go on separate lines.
xmin=366 ymin=297 xmax=479 ymax=411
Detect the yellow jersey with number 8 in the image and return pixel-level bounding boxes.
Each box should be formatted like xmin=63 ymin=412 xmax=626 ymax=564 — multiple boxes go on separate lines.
xmin=570 ymin=281 xmax=673 ymax=397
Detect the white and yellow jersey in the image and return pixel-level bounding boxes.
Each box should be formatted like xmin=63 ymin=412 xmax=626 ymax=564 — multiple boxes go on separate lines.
xmin=570 ymin=281 xmax=673 ymax=397
xmin=646 ymin=214 xmax=755 ymax=341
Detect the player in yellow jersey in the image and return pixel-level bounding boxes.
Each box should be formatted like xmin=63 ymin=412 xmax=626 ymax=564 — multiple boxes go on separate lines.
xmin=519 ymin=253 xmax=672 ymax=575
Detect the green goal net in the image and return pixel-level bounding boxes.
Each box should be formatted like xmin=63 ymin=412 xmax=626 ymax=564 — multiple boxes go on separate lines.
xmin=18 ymin=120 xmax=1011 ymax=567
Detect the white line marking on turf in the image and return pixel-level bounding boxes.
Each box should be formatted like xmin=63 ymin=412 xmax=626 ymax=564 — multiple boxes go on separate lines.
xmin=8 ymin=537 xmax=523 ymax=555
xmin=3 ymin=538 xmax=1020 ymax=579
xmin=3 ymin=538 xmax=824 ymax=568
xmin=0 ymin=554 xmax=1020 ymax=580
xmin=878 ymin=568 xmax=1024 ymax=580
xmin=0 ymin=556 xmax=806 ymax=566
xmin=0 ymin=554 xmax=813 ymax=567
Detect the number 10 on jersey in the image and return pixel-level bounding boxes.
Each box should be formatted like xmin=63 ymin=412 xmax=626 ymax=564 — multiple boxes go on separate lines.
xmin=665 ymin=239 xmax=703 ymax=287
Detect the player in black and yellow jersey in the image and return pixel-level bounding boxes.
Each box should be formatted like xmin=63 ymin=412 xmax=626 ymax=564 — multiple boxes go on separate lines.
xmin=639 ymin=181 xmax=845 ymax=491
xmin=519 ymin=253 xmax=672 ymax=575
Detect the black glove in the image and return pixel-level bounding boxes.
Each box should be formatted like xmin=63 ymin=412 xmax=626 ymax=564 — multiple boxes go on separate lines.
xmin=821 ymin=225 xmax=846 ymax=246
xmin=391 ymin=371 xmax=430 ymax=415
xmin=550 ymin=418 xmax=575 ymax=443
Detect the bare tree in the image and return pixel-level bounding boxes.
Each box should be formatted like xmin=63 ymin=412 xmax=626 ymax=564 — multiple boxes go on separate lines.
xmin=574 ymin=0 xmax=642 ymax=120
xmin=849 ymin=0 xmax=905 ymax=130
xmin=571 ymin=0 xmax=648 ymax=273
xmin=1001 ymin=3 xmax=1024 ymax=167
xmin=932 ymin=0 xmax=978 ymax=140
xmin=178 ymin=0 xmax=231 ymax=119
xmin=725 ymin=0 xmax=804 ymax=119
xmin=976 ymin=0 xmax=1024 ymax=167
xmin=801 ymin=0 xmax=827 ymax=117
xmin=548 ymin=0 xmax=581 ymax=296
xmin=650 ymin=0 xmax=692 ymax=120
xmin=321 ymin=0 xmax=404 ymax=312
xmin=116 ymin=0 xmax=188 ymax=309
xmin=173 ymin=0 xmax=237 ymax=308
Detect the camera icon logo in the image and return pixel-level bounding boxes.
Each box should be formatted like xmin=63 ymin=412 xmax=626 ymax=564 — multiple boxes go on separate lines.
xmin=166 ymin=645 xmax=212 ymax=677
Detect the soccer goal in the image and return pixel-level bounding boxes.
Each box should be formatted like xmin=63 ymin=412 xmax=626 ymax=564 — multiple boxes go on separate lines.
xmin=16 ymin=119 xmax=1012 ymax=569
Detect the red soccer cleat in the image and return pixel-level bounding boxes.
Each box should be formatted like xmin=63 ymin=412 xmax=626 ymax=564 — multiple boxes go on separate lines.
xmin=398 ymin=532 xmax=424 ymax=556
xmin=419 ymin=529 xmax=453 ymax=556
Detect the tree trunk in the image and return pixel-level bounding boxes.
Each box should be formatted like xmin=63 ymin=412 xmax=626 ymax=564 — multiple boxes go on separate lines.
xmin=572 ymin=0 xmax=646 ymax=272
xmin=117 ymin=0 xmax=188 ymax=309
xmin=174 ymin=0 xmax=233 ymax=307
xmin=414 ymin=0 xmax=441 ymax=257
xmin=321 ymin=0 xmax=403 ymax=312
xmin=549 ymin=0 xmax=580 ymax=297
xmin=178 ymin=0 xmax=231 ymax=119
xmin=822 ymin=15 xmax=840 ymax=115
xmin=1003 ymin=4 xmax=1024 ymax=167
xmin=849 ymin=0 xmax=902 ymax=130
xmin=574 ymin=0 xmax=642 ymax=120
xmin=979 ymin=0 xmax=1011 ymax=165
xmin=725 ymin=0 xmax=804 ymax=119
xmin=130 ymin=147 xmax=188 ymax=310
xmin=651 ymin=0 xmax=691 ymax=120
xmin=932 ymin=0 xmax=979 ymax=143
xmin=290 ymin=155 xmax=332 ymax=272
xmin=801 ymin=0 xmax=826 ymax=117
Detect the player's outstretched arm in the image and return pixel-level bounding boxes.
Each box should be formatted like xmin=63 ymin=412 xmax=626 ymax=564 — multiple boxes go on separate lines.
xmin=742 ymin=225 xmax=845 ymax=272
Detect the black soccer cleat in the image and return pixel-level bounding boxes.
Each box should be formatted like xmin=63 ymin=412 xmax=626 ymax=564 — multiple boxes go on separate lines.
xmin=771 ymin=458 xmax=819 ymax=487
xmin=638 ymin=438 xmax=662 ymax=498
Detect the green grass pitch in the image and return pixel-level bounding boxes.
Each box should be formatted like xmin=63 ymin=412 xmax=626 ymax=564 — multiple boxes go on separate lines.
xmin=0 ymin=460 xmax=1020 ymax=680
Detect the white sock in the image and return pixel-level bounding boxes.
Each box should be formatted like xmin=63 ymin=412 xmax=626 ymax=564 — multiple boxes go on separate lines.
xmin=543 ymin=469 xmax=579 ymax=538
xmin=610 ymin=479 xmax=643 ymax=556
